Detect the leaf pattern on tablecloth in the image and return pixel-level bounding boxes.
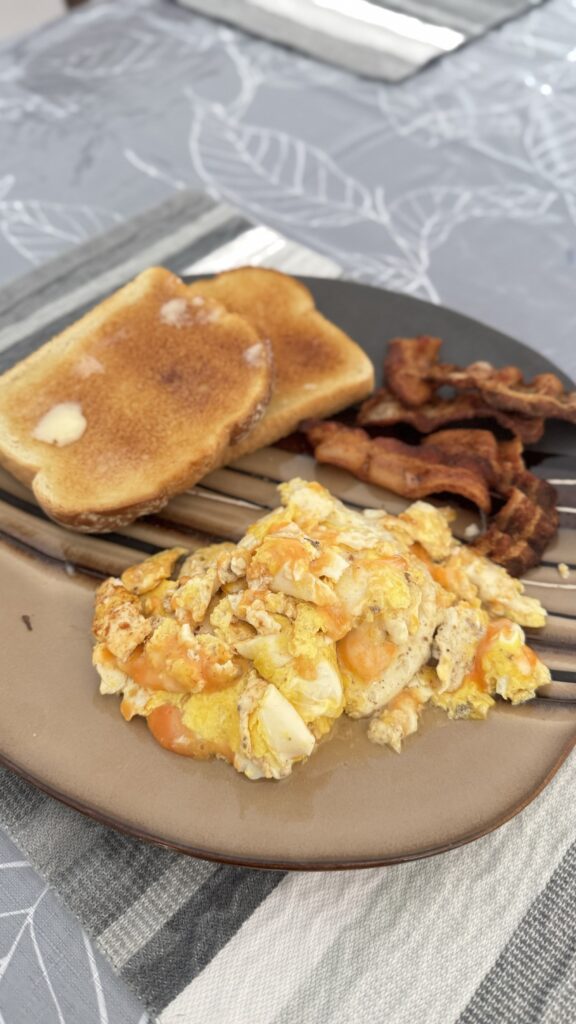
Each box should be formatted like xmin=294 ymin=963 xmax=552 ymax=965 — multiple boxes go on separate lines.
xmin=388 ymin=185 xmax=558 ymax=253
xmin=334 ymin=251 xmax=441 ymax=300
xmin=42 ymin=28 xmax=161 ymax=81
xmin=0 ymin=198 xmax=122 ymax=265
xmin=188 ymin=103 xmax=376 ymax=228
xmin=124 ymin=149 xmax=188 ymax=192
xmin=0 ymin=845 xmax=148 ymax=1023
xmin=0 ymin=85 xmax=78 ymax=124
xmin=525 ymin=99 xmax=576 ymax=191
xmin=377 ymin=86 xmax=478 ymax=148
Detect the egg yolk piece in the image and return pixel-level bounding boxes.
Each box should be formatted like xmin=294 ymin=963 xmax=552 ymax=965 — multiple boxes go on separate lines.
xmin=338 ymin=621 xmax=397 ymax=683
xmin=147 ymin=684 xmax=241 ymax=762
xmin=120 ymin=620 xmax=240 ymax=694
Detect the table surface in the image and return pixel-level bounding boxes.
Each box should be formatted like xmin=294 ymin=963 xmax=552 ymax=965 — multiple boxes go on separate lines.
xmin=0 ymin=0 xmax=575 ymax=1021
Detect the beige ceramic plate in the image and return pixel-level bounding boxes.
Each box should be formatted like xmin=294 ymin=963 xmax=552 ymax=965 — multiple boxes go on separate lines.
xmin=1 ymin=278 xmax=575 ymax=869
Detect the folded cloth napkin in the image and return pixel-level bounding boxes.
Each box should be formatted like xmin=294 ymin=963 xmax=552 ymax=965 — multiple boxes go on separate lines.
xmin=2 ymin=758 xmax=576 ymax=1021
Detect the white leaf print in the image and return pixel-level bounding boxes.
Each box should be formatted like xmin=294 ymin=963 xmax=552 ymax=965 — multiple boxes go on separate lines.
xmin=188 ymin=103 xmax=376 ymax=228
xmin=0 ymin=886 xmax=48 ymax=986
xmin=0 ymin=201 xmax=122 ymax=265
xmin=0 ymin=914 xmax=29 ymax=959
xmin=42 ymin=28 xmax=160 ymax=80
xmin=82 ymin=933 xmax=109 ymax=1024
xmin=389 ymin=185 xmax=557 ymax=253
xmin=29 ymin=912 xmax=67 ymax=1024
xmin=0 ymin=91 xmax=76 ymax=123
xmin=124 ymin=148 xmax=187 ymax=191
xmin=378 ymin=87 xmax=477 ymax=149
xmin=215 ymin=29 xmax=265 ymax=119
xmin=377 ymin=64 xmax=543 ymax=179
xmin=525 ymin=99 xmax=576 ymax=191
xmin=0 ymin=66 xmax=78 ymax=123
xmin=338 ymin=251 xmax=439 ymax=301
xmin=0 ymin=849 xmax=147 ymax=1023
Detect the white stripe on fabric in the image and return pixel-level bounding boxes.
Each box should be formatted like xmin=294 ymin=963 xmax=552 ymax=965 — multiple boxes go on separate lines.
xmin=160 ymin=752 xmax=576 ymax=1024
xmin=181 ymin=225 xmax=342 ymax=278
xmin=99 ymin=858 xmax=216 ymax=970
xmin=249 ymin=0 xmax=463 ymax=51
xmin=159 ymin=868 xmax=386 ymax=1024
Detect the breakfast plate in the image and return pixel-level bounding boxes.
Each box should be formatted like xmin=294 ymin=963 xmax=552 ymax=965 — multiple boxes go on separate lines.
xmin=0 ymin=277 xmax=574 ymax=869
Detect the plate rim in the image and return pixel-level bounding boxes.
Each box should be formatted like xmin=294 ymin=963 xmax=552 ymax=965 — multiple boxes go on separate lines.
xmin=2 ymin=728 xmax=575 ymax=871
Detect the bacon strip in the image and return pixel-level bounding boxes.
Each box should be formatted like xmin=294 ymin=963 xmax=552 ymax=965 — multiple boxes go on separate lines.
xmin=307 ymin=337 xmax=564 ymax=575
xmin=472 ymin=482 xmax=559 ymax=575
xmin=421 ymin=429 xmax=559 ymax=572
xmin=358 ymin=389 xmax=545 ymax=444
xmin=429 ymin=363 xmax=576 ymax=422
xmin=383 ymin=337 xmax=442 ymax=407
xmin=384 ymin=338 xmax=576 ymax=425
xmin=420 ymin=429 xmax=502 ymax=486
xmin=305 ymin=421 xmax=558 ymax=576
xmin=305 ymin=421 xmax=493 ymax=512
xmin=496 ymin=437 xmax=525 ymax=491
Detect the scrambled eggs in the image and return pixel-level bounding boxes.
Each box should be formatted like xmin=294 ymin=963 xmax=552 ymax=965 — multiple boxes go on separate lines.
xmin=92 ymin=479 xmax=550 ymax=779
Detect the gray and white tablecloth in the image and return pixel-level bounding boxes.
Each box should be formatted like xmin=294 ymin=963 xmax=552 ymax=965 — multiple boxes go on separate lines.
xmin=1 ymin=1 xmax=576 ymax=1022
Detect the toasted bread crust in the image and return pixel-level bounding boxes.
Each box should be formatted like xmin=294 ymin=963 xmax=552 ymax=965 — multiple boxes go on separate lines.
xmin=0 ymin=267 xmax=273 ymax=531
xmin=187 ymin=268 xmax=374 ymax=462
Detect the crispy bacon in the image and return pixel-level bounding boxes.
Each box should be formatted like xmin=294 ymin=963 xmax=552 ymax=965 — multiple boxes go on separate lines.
xmin=421 ymin=429 xmax=502 ymax=487
xmin=358 ymin=389 xmax=545 ymax=444
xmin=305 ymin=421 xmax=558 ymax=576
xmin=306 ymin=336 xmax=565 ymax=575
xmin=429 ymin=362 xmax=524 ymax=388
xmin=384 ymin=337 xmax=576 ymax=425
xmin=496 ymin=437 xmax=525 ymax=491
xmin=428 ymin=362 xmax=576 ymax=422
xmin=383 ymin=337 xmax=442 ymax=407
xmin=511 ymin=469 xmax=558 ymax=511
xmin=472 ymin=483 xmax=559 ymax=575
xmin=420 ymin=429 xmax=559 ymax=572
xmin=305 ymin=421 xmax=493 ymax=512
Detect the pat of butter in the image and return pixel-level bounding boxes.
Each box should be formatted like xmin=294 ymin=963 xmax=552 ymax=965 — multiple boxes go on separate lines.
xmin=160 ymin=298 xmax=190 ymax=327
xmin=243 ymin=342 xmax=266 ymax=367
xmin=32 ymin=402 xmax=86 ymax=447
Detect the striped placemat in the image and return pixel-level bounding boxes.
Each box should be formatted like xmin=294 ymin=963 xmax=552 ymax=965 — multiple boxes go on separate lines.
xmin=176 ymin=0 xmax=547 ymax=82
xmin=0 ymin=190 xmax=575 ymax=1024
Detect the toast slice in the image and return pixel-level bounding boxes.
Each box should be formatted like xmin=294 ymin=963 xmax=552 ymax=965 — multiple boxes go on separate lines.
xmin=187 ymin=268 xmax=374 ymax=462
xmin=0 ymin=267 xmax=273 ymax=531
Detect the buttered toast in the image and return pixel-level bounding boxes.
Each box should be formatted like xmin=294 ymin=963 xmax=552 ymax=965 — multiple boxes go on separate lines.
xmin=187 ymin=268 xmax=374 ymax=462
xmin=0 ymin=267 xmax=272 ymax=531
